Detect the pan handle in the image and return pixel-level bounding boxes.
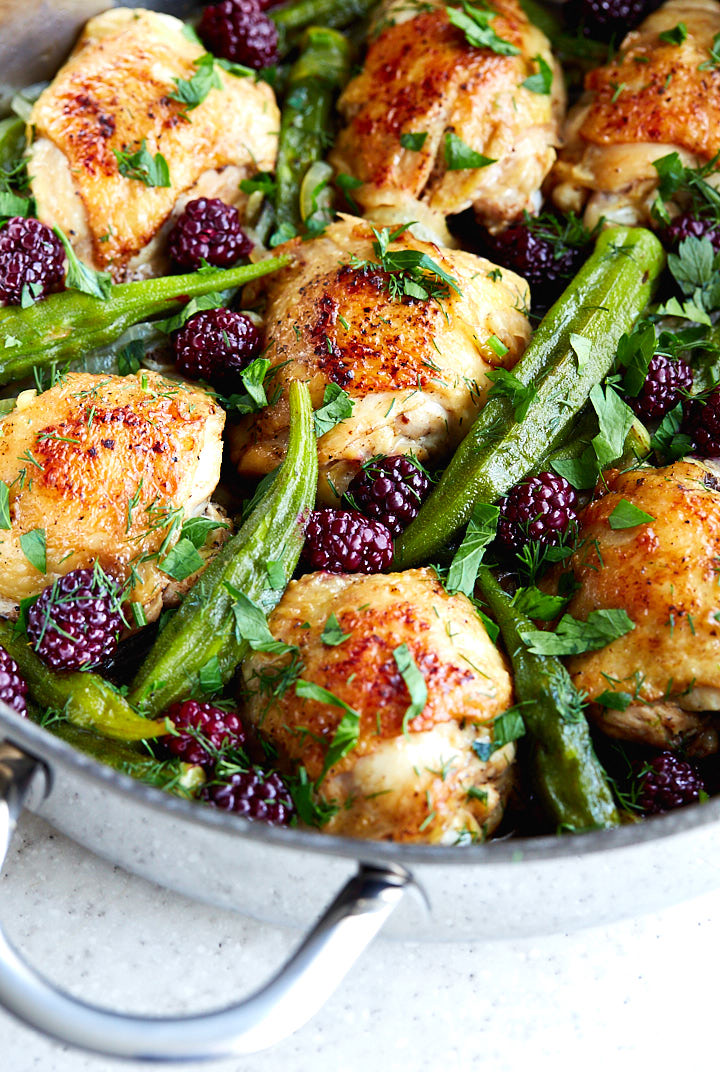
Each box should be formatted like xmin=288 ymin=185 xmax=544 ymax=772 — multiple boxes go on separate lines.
xmin=0 ymin=741 xmax=411 ymax=1061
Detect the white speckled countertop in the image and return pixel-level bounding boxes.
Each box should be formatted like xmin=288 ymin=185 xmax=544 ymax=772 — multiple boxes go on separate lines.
xmin=1 ymin=811 xmax=718 ymax=1072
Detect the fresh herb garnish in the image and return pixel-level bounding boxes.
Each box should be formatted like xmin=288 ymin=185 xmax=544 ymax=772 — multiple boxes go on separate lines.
xmin=400 ymin=131 xmax=428 ymax=151
xmin=160 ymin=538 xmax=204 ymax=581
xmin=321 ymin=612 xmax=351 ymax=646
xmin=521 ymin=608 xmax=635 ymax=656
xmin=393 ymin=643 xmax=428 ymax=732
xmin=512 ymin=586 xmax=568 ymax=620
xmin=659 ymin=22 xmax=687 ymax=45
xmin=446 ymin=503 xmax=499 ymax=597
xmin=651 ymin=402 xmax=692 ymax=462
xmin=522 ymin=54 xmax=553 ymax=94
xmin=446 ymin=0 xmax=519 ymax=55
xmin=114 ymin=141 xmax=171 ymax=188
xmin=169 ymin=53 xmax=222 ymax=113
xmin=486 ymin=368 xmax=537 ymax=421
xmin=53 ymin=226 xmax=112 ymax=300
xmin=444 ymin=131 xmax=495 ymax=171
xmin=226 ymin=584 xmax=295 ymax=654
xmin=295 ymin=680 xmax=360 ymax=780
xmin=314 ymin=383 xmax=354 ymax=437
xmin=0 ymin=481 xmax=10 ymax=530
xmin=608 ymin=499 xmax=655 ymax=530
xmin=350 ymin=223 xmax=462 ymax=303
xmin=19 ymin=527 xmax=46 ymax=574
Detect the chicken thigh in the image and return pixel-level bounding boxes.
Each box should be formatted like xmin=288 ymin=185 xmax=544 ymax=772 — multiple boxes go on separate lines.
xmin=27 ymin=7 xmax=280 ymax=281
xmin=551 ymin=0 xmax=720 ymax=229
xmin=0 ymin=371 xmax=225 ymax=617
xmin=545 ymin=461 xmax=720 ymax=754
xmin=230 ymin=215 xmax=531 ymax=502
xmin=329 ymin=0 xmax=564 ymax=238
xmin=242 ymin=568 xmax=515 ymax=843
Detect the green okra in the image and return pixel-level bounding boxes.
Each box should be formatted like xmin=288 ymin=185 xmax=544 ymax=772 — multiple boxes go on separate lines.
xmin=476 ymin=568 xmax=620 ymax=832
xmin=394 ymin=226 xmax=665 ymax=568
xmin=270 ymin=27 xmax=351 ymax=246
xmin=129 ymin=379 xmax=318 ymax=716
xmin=272 ymin=0 xmax=378 ymax=55
xmin=0 ymin=255 xmax=290 ymax=385
xmin=0 ymin=619 xmax=166 ymax=740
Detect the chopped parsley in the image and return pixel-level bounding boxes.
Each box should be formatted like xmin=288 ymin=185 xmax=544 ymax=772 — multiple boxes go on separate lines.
xmin=0 ymin=481 xmax=10 ymax=530
xmin=160 ymin=538 xmax=204 ymax=581
xmin=321 ymin=613 xmax=352 ymax=646
xmin=446 ymin=502 xmax=499 ymax=597
xmin=19 ymin=527 xmax=46 ymax=574
xmin=444 ymin=131 xmax=495 ymax=171
xmin=607 ymin=499 xmax=655 ymax=530
xmin=350 ymin=223 xmax=462 ymax=303
xmin=392 ymin=643 xmax=428 ymax=732
xmin=400 ymin=131 xmax=428 ymax=151
xmin=522 ymin=54 xmax=553 ymax=95
xmin=169 ymin=53 xmax=222 ymax=113
xmin=658 ymin=23 xmax=687 ymax=45
xmin=53 ymin=226 xmax=112 ymax=300
xmin=295 ymin=680 xmax=360 ymax=780
xmin=446 ymin=1 xmax=519 ymax=55
xmin=113 ymin=141 xmax=171 ymax=188
xmin=226 ymin=584 xmax=295 ymax=654
xmin=521 ymin=608 xmax=635 ymax=656
xmin=486 ymin=367 xmax=537 ymax=421
xmin=314 ymin=384 xmax=354 ymax=437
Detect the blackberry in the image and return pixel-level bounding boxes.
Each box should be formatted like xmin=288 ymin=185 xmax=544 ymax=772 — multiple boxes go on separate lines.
xmin=302 ymin=510 xmax=393 ymax=573
xmin=637 ymin=752 xmax=703 ymax=814
xmin=199 ymin=0 xmax=279 ymax=69
xmin=346 ymin=455 xmax=430 ymax=537
xmin=572 ymin=0 xmax=652 ymax=39
xmin=203 ymin=767 xmax=294 ymax=824
xmin=682 ymin=385 xmax=720 ymax=457
xmin=168 ymin=198 xmax=252 ymax=273
xmin=630 ymin=353 xmax=693 ymax=422
xmin=483 ymin=220 xmax=589 ymax=308
xmin=26 ymin=567 xmax=125 ymax=671
xmin=497 ymin=472 xmax=578 ymax=554
xmin=172 ymin=307 xmax=263 ymax=391
xmin=663 ymin=212 xmax=720 ymax=254
xmin=0 ymin=217 xmax=65 ymax=306
xmin=163 ymin=699 xmax=245 ymax=768
xmin=0 ymin=646 xmax=28 ymax=716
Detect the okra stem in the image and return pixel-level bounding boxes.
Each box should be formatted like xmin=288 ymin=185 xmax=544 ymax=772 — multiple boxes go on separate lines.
xmin=272 ymin=0 xmax=378 ymax=54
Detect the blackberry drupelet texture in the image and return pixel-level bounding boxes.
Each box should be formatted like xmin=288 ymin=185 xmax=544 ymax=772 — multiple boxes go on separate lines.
xmin=203 ymin=767 xmax=294 ymax=824
xmin=163 ymin=700 xmax=245 ymax=768
xmin=302 ymin=510 xmax=394 ymax=573
xmin=198 ymin=0 xmax=278 ymax=69
xmin=573 ymin=0 xmax=653 ymax=39
xmin=0 ymin=646 xmax=28 ymax=715
xmin=630 ymin=354 xmax=693 ymax=422
xmin=172 ymin=307 xmax=263 ymax=391
xmin=683 ymin=386 xmax=720 ymax=457
xmin=637 ymin=752 xmax=703 ymax=814
xmin=0 ymin=217 xmax=65 ymax=305
xmin=663 ymin=212 xmax=720 ymax=253
xmin=346 ymin=456 xmax=431 ymax=537
xmin=168 ymin=198 xmax=252 ymax=272
xmin=482 ymin=222 xmax=588 ymax=308
xmin=26 ymin=568 xmax=125 ymax=671
xmin=497 ymin=472 xmax=578 ymax=554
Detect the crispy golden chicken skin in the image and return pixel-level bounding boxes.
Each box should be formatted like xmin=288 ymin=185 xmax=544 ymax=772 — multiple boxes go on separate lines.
xmin=551 ymin=0 xmax=720 ymax=228
xmin=543 ymin=461 xmax=720 ymax=754
xmin=242 ymin=569 xmax=515 ymax=843
xmin=329 ymin=0 xmax=564 ymax=236
xmin=27 ymin=8 xmax=279 ymax=281
xmin=0 ymin=371 xmax=224 ymax=616
xmin=230 ymin=215 xmax=530 ymax=502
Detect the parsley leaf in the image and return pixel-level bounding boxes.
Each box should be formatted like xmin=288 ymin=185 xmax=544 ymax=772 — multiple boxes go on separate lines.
xmin=295 ymin=680 xmax=360 ymax=780
xmin=595 ymin=690 xmax=633 ymax=711
xmin=321 ymin=613 xmax=351 ymax=646
xmin=659 ymin=22 xmax=687 ymax=44
xmin=335 ymin=172 xmax=363 ymax=212
xmin=314 ymin=383 xmax=354 ymax=437
xmin=179 ymin=516 xmax=229 ymax=549
xmin=393 ymin=643 xmax=428 ymax=732
xmin=487 ymin=367 xmax=537 ymax=421
xmin=226 ymin=584 xmax=295 ymax=654
xmin=289 ymin=766 xmax=340 ymax=826
xmin=53 ymin=227 xmax=112 ymax=300
xmin=225 ymin=357 xmax=272 ymax=415
xmin=650 ymin=401 xmax=692 ymax=462
xmin=446 ymin=1 xmax=519 ymax=55
xmin=522 ymin=54 xmax=553 ymax=94
xmin=350 ymin=224 xmax=462 ymax=303
xmin=608 ymin=499 xmax=655 ymax=530
xmin=0 ymin=190 xmax=31 ymax=218
xmin=154 ymin=292 xmax=226 ymax=334
xmin=0 ymin=480 xmax=10 ymax=530
xmin=198 ymin=655 xmax=223 ymax=695
xmin=446 ymin=502 xmax=499 ymax=597
xmin=512 ymin=586 xmax=568 ymax=620
xmin=521 ymin=608 xmax=635 ymax=656
xmin=265 ymin=560 xmax=287 ymax=590
xmin=114 ymin=141 xmax=171 ymax=188
xmin=444 ymin=131 xmax=495 ymax=171
xmin=590 ymin=383 xmax=636 ymax=467
xmin=19 ymin=528 xmax=46 ymax=574
xmin=569 ymin=333 xmax=591 ymax=373
xmin=699 ymin=30 xmax=720 ymax=70
xmin=616 ymin=321 xmax=657 ymax=397
xmin=160 ymin=538 xmax=204 ymax=581
xmin=239 ymin=172 xmax=276 ymax=197
xmin=400 ymin=131 xmax=428 ymax=151
xmin=169 ymin=53 xmax=222 ymax=112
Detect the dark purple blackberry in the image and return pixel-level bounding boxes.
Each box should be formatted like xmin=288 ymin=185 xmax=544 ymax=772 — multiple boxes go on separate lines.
xmin=172 ymin=307 xmax=263 ymax=391
xmin=199 ymin=0 xmax=278 ymax=69
xmin=637 ymin=752 xmax=703 ymax=814
xmin=497 ymin=472 xmax=578 ymax=554
xmin=26 ymin=567 xmax=125 ymax=671
xmin=682 ymin=385 xmax=720 ymax=457
xmin=483 ymin=223 xmax=588 ymax=308
xmin=168 ymin=198 xmax=252 ymax=273
xmin=630 ymin=353 xmax=693 ymax=422
xmin=0 ymin=646 xmax=28 ymax=716
xmin=163 ymin=699 xmax=245 ymax=768
xmin=203 ymin=767 xmax=294 ymax=824
xmin=346 ymin=456 xmax=431 ymax=537
xmin=302 ymin=510 xmax=393 ymax=573
xmin=663 ymin=212 xmax=720 ymax=253
xmin=573 ymin=0 xmax=652 ymax=39
xmin=0 ymin=217 xmax=65 ymax=306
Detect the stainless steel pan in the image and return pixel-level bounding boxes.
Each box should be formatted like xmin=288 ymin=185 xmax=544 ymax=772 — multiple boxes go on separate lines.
xmin=2 ymin=0 xmax=720 ymax=1062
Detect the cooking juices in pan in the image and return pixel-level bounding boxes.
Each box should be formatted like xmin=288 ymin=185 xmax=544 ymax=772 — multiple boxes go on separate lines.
xmin=1 ymin=0 xmax=719 ymax=844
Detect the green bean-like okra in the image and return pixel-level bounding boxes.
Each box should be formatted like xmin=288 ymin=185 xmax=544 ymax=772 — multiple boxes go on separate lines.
xmin=475 ymin=568 xmax=620 ymax=831
xmin=394 ymin=226 xmax=666 ymax=568
xmin=271 ymin=0 xmax=378 ymax=56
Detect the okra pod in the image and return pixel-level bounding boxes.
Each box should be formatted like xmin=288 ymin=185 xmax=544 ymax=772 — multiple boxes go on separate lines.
xmin=0 ymin=255 xmax=290 ymax=385
xmin=476 ymin=568 xmax=619 ymax=831
xmin=129 ymin=380 xmax=317 ymax=716
xmin=272 ymin=0 xmax=378 ymax=55
xmin=0 ymin=620 xmax=166 ymax=740
xmin=270 ymin=27 xmax=351 ymax=246
xmin=395 ymin=227 xmax=665 ymax=568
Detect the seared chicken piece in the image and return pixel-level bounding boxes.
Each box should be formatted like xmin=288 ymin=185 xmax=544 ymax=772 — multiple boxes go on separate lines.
xmin=243 ymin=569 xmax=515 ymax=843
xmin=551 ymin=0 xmax=720 ymax=229
xmin=329 ymin=0 xmax=564 ymax=237
xmin=27 ymin=8 xmax=279 ymax=281
xmin=230 ymin=215 xmax=530 ymax=502
xmin=0 ymin=371 xmax=224 ymax=618
xmin=544 ymin=461 xmax=720 ymax=754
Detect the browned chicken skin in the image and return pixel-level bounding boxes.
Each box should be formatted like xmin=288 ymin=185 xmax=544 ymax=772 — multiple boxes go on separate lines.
xmin=0 ymin=372 xmax=224 ymax=617
xmin=230 ymin=215 xmax=530 ymax=502
xmin=544 ymin=461 xmax=720 ymax=754
xmin=329 ymin=0 xmax=564 ymax=237
xmin=551 ymin=0 xmax=720 ymax=228
xmin=27 ymin=8 xmax=279 ymax=280
xmin=242 ymin=569 xmax=515 ymax=843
